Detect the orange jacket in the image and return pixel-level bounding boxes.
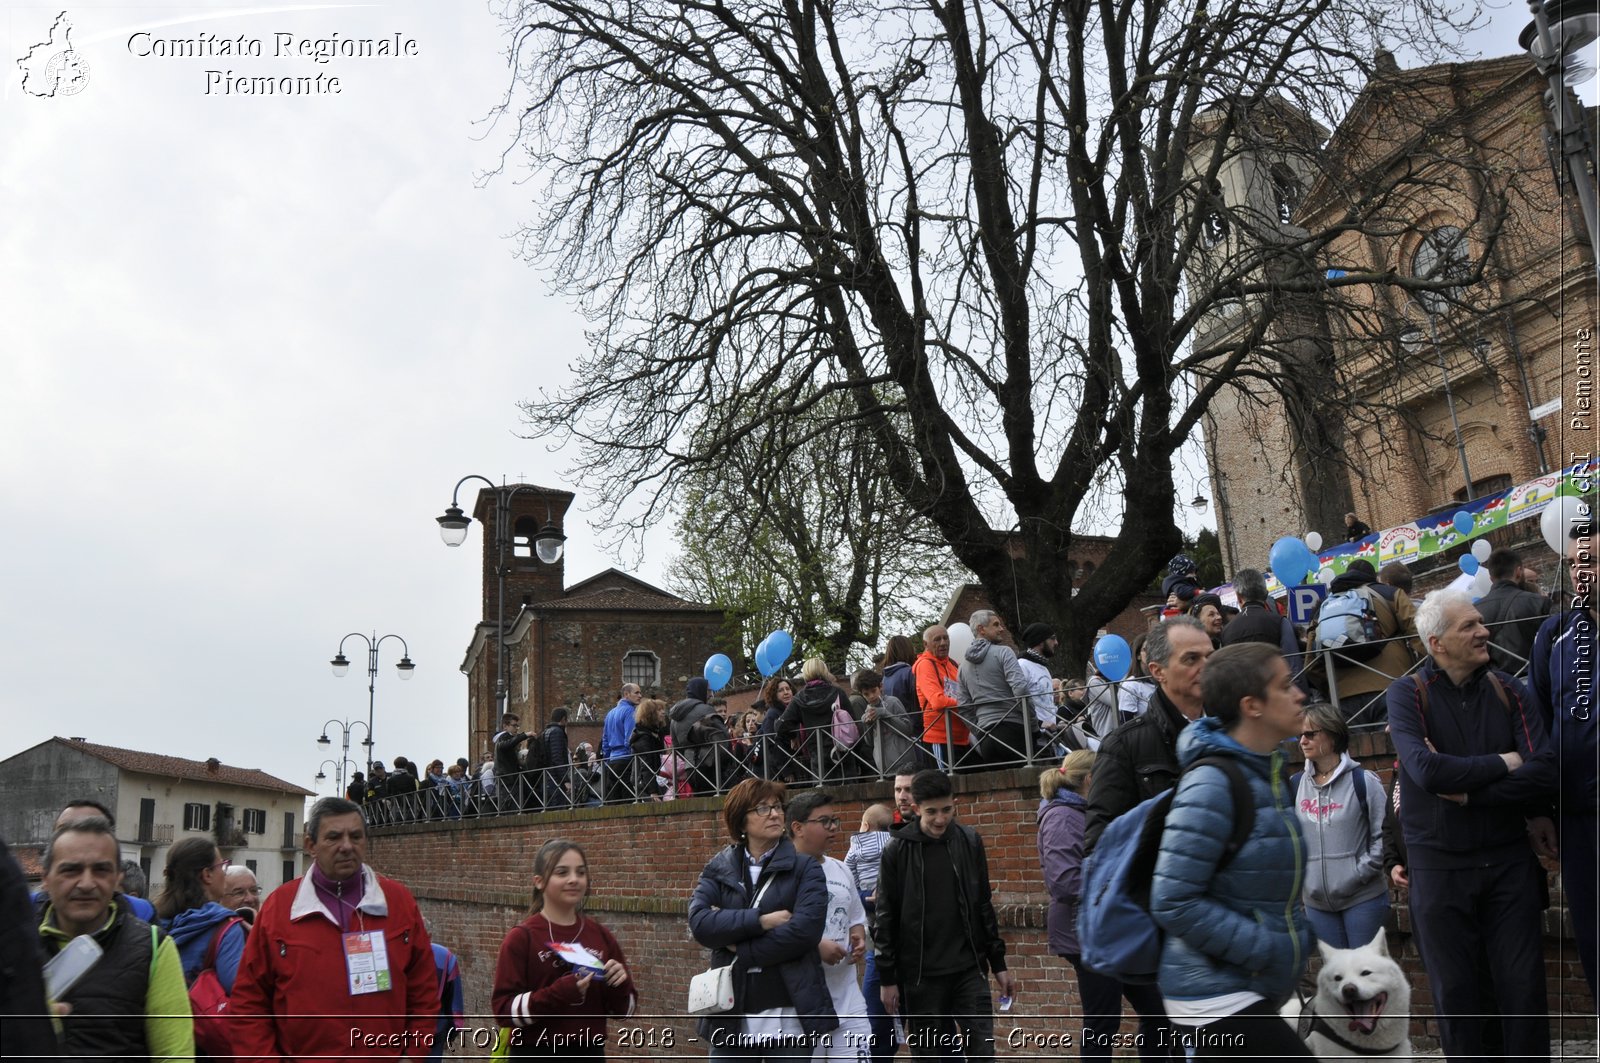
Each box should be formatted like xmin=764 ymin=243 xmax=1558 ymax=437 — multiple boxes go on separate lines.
xmin=912 ymin=651 xmax=969 ymax=747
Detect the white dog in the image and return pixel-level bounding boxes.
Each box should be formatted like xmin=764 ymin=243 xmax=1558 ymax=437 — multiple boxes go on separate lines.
xmin=1282 ymin=928 xmax=1412 ymax=1058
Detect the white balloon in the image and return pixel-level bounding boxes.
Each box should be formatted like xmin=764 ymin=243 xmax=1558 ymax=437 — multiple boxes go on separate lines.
xmin=1304 ymin=532 xmax=1323 ymax=552
xmin=1542 ymin=496 xmax=1593 ymax=554
xmin=946 ymin=622 xmax=974 ymax=661
xmin=1318 ymin=566 xmax=1336 ymax=584
xmin=1471 ymin=539 xmax=1492 ymax=563
xmin=1471 ymin=568 xmax=1492 ymax=596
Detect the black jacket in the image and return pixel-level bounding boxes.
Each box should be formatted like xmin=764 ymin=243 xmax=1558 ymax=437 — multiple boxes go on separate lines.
xmin=1220 ymin=601 xmax=1285 ymax=647
xmin=1 ymin=840 xmax=55 ymax=1059
xmin=777 ymin=682 xmax=849 ymax=746
xmin=1475 ymin=581 xmax=1552 ymax=676
xmin=493 ymin=728 xmax=530 ymax=780
xmin=874 ymin=820 xmax=1006 ymax=987
xmin=541 ymin=724 xmax=569 ymax=774
xmin=688 ymin=837 xmax=837 ymax=1037
xmin=1083 ymin=686 xmax=1192 ymax=851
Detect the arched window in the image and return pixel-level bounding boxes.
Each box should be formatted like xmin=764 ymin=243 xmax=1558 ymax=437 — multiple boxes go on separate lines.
xmin=1201 ymin=180 xmax=1228 ymax=248
xmin=621 ymin=650 xmax=659 ymax=690
xmin=512 ymin=516 xmax=537 ymax=559
xmin=1271 ymin=167 xmax=1299 ymax=225
xmin=1411 ymin=225 xmax=1469 ymax=316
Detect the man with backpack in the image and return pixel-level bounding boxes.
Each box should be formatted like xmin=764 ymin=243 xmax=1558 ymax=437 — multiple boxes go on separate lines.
xmin=1309 ymin=559 xmax=1420 ymax=725
xmin=1079 ymin=616 xmax=1211 ymax=1058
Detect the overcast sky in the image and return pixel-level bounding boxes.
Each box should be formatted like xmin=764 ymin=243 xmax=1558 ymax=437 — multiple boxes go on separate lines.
xmin=0 ymin=0 xmax=1580 ymax=797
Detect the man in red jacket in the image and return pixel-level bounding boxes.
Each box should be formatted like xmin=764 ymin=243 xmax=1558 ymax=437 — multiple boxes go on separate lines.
xmin=230 ymin=797 xmax=437 ymax=1061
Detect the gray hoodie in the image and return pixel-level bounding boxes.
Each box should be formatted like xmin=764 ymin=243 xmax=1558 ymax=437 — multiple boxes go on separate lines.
xmin=1295 ymin=752 xmax=1388 ymax=912
xmin=957 ymin=638 xmax=1031 ymax=730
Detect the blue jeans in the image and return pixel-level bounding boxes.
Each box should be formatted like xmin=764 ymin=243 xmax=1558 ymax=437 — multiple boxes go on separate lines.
xmin=1303 ymin=893 xmax=1389 ymax=949
xmin=862 ymin=950 xmax=897 ymax=1063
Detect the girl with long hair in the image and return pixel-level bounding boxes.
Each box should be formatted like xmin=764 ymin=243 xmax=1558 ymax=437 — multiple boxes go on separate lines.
xmin=492 ymin=839 xmax=636 ymax=1057
xmin=155 ymin=836 xmax=248 ymax=995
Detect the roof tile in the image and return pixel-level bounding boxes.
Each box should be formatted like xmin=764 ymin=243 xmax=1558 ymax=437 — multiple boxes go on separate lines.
xmin=52 ymin=738 xmax=315 ymax=796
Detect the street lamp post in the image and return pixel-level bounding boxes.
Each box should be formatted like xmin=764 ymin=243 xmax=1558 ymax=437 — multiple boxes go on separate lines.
xmin=316 ymin=718 xmax=371 ymax=795
xmin=1401 ymin=323 xmax=1475 ymax=501
xmin=435 ymin=477 xmax=566 ymax=723
xmin=329 ymin=633 xmax=414 ymax=780
xmin=315 ymin=757 xmax=359 ymax=794
xmin=1521 ymin=0 xmax=1600 ymax=280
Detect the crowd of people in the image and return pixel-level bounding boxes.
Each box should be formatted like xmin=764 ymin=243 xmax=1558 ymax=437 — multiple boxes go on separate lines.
xmin=3 ymin=524 xmax=1588 ymax=1060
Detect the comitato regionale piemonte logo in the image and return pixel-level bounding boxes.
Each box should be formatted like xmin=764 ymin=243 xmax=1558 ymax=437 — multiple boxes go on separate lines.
xmin=17 ymin=11 xmax=91 ymax=97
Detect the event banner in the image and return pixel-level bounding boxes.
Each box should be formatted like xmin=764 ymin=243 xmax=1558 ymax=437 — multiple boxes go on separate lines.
xmin=1262 ymin=460 xmax=1596 ymax=595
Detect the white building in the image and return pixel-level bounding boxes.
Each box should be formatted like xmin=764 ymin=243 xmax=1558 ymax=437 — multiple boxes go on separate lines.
xmin=1 ymin=737 xmax=314 ymax=892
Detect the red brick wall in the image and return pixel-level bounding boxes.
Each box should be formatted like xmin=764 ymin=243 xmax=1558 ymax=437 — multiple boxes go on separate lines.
xmin=370 ymin=756 xmax=1595 ymax=1057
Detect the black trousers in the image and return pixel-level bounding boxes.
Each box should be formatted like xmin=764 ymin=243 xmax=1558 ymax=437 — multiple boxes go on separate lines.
xmin=1410 ymin=859 xmax=1549 ymax=1063
xmin=1067 ymin=956 xmax=1179 ymax=1061
xmin=900 ymin=967 xmax=994 ymax=1063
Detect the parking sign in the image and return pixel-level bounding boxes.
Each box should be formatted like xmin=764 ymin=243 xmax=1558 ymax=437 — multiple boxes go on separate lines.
xmin=1287 ymin=584 xmax=1327 ymax=625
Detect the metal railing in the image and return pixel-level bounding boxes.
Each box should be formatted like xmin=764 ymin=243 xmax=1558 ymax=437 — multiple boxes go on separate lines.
xmin=358 ymin=692 xmax=1082 ymax=825
xmin=358 ymin=614 xmax=1547 ymax=825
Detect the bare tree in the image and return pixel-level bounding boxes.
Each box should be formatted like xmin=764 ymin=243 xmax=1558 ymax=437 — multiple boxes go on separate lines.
xmin=664 ymin=392 xmax=968 ymax=665
xmin=497 ymin=0 xmax=1505 ymax=662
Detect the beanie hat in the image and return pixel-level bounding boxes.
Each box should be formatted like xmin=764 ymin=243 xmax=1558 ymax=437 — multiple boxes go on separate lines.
xmin=1020 ymin=622 xmax=1056 ymax=647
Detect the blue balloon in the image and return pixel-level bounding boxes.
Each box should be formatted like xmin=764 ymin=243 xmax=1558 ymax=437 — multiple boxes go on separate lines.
xmin=1269 ymin=536 xmax=1316 ymax=586
xmin=754 ymin=637 xmax=776 ymax=677
xmin=1458 ymin=554 xmax=1479 ymax=576
xmin=1452 ymin=511 xmax=1474 ymax=536
xmin=704 ymin=653 xmax=734 ymax=692
xmin=1092 ymin=635 xmax=1133 ymax=683
xmin=764 ymin=630 xmax=794 ymax=668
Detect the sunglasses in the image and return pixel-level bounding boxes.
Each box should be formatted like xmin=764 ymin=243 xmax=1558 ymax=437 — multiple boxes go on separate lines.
xmin=1299 ymin=730 xmax=1322 ymax=741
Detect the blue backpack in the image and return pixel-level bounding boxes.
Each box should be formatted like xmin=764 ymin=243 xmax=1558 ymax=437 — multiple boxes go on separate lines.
xmin=1076 ymin=755 xmax=1254 ymax=983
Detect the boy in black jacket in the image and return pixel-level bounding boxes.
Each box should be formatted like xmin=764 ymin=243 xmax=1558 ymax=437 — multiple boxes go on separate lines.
xmin=874 ymin=770 xmax=1013 ymax=1062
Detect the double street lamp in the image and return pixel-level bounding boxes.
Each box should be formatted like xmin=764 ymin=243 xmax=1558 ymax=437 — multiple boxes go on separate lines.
xmin=316 ymin=718 xmax=371 ymax=795
xmin=435 ymin=477 xmax=566 ymax=719
xmin=328 ymin=633 xmax=414 ymax=780
xmin=314 ymin=757 xmax=359 ymax=794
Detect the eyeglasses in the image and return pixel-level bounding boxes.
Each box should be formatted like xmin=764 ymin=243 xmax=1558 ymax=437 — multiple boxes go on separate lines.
xmin=226 ymin=886 xmax=263 ymax=898
xmin=209 ymin=859 xmax=231 ymax=872
xmin=750 ymin=803 xmax=785 ymax=817
xmin=805 ymin=817 xmax=841 ymax=830
xmin=1299 ymin=730 xmax=1322 ymax=741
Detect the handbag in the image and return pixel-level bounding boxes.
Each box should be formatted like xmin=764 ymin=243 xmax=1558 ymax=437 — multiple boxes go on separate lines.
xmin=687 ymin=875 xmax=775 ymax=1014
xmin=686 ymin=964 xmax=736 ymax=1014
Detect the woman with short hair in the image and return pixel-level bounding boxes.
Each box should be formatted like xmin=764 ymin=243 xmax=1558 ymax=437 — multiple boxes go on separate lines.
xmin=1295 ymin=702 xmax=1389 ymax=947
xmin=688 ymin=778 xmax=836 ymax=1060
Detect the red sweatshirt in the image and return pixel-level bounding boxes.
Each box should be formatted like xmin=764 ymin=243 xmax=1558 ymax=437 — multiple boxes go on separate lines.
xmin=491 ymin=913 xmax=636 ymax=1058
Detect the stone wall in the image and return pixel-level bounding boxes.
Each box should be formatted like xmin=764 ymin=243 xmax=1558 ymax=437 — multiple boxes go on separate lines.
xmin=369 ymin=745 xmax=1595 ymax=1058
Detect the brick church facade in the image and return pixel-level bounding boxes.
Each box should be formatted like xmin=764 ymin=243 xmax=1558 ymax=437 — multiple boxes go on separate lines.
xmin=1190 ymin=54 xmax=1596 ymax=575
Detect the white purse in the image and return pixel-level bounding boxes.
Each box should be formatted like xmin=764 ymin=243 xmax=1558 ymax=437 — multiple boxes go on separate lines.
xmin=687 ymin=964 xmax=736 ymax=1014
xmin=688 ymin=875 xmax=775 ymax=1015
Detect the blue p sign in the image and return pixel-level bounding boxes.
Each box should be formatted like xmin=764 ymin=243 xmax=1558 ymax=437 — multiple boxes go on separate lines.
xmin=1287 ymin=584 xmax=1328 ymax=626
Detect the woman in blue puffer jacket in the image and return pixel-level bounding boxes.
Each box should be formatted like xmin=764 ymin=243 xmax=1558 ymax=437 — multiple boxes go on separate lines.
xmin=1149 ymin=643 xmax=1313 ymax=1058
